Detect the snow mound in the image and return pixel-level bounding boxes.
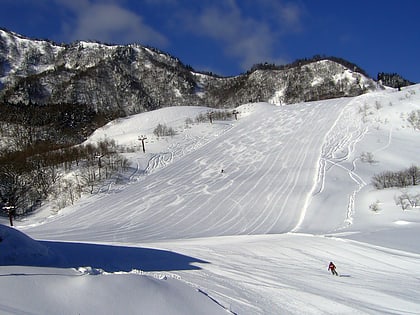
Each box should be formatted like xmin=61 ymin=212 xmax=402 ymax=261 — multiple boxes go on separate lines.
xmin=0 ymin=224 xmax=57 ymax=266
xmin=0 ymin=225 xmax=228 ymax=314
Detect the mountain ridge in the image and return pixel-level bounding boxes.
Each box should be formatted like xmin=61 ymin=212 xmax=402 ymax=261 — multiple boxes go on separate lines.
xmin=0 ymin=28 xmax=384 ymax=149
xmin=1 ymin=28 xmax=377 ymax=114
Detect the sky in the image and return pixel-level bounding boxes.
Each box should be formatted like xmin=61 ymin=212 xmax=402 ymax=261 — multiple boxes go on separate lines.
xmin=0 ymin=0 xmax=419 ymax=82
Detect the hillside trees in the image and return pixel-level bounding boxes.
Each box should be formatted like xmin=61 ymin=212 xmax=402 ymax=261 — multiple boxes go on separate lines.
xmin=248 ymin=55 xmax=370 ymax=78
xmin=407 ymin=110 xmax=420 ymax=130
xmin=0 ymin=140 xmax=130 ymax=217
xmin=0 ymin=99 xmax=130 ymax=217
xmin=394 ymin=192 xmax=420 ymax=210
xmin=377 ymin=72 xmax=414 ymax=89
xmin=153 ymin=123 xmax=176 ymax=137
xmin=0 ymin=101 xmax=123 ymax=147
xmin=194 ymin=110 xmax=234 ymax=124
xmin=372 ymin=165 xmax=420 ymax=189
xmin=371 ymin=166 xmax=420 ymax=211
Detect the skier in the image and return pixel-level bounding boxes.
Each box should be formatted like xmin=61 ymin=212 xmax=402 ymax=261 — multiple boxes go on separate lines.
xmin=328 ymin=261 xmax=338 ymax=276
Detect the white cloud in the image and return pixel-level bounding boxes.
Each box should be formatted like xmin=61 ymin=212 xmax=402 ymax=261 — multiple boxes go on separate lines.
xmin=49 ymin=0 xmax=303 ymax=70
xmin=258 ymin=0 xmax=303 ymax=32
xmin=142 ymin=0 xmax=177 ymax=4
xmin=56 ymin=0 xmax=168 ymax=46
xmin=179 ymin=0 xmax=304 ymax=70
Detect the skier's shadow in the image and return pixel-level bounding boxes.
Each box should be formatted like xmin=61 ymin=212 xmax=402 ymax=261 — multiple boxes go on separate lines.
xmin=339 ymin=274 xmax=351 ymax=277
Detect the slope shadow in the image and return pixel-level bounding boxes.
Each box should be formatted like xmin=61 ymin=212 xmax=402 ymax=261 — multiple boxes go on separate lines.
xmin=24 ymin=241 xmax=209 ymax=273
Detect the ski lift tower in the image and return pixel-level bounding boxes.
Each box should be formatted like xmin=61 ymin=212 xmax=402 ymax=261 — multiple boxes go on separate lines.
xmin=138 ymin=135 xmax=147 ymax=153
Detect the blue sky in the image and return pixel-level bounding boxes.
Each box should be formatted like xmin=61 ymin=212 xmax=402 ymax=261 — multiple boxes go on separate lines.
xmin=1 ymin=0 xmax=419 ymax=82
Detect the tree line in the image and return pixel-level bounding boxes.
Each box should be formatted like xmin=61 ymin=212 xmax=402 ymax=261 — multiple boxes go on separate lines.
xmin=377 ymin=72 xmax=414 ymax=89
xmin=372 ymin=165 xmax=420 ymax=189
xmin=0 ymin=138 xmax=129 ymax=217
xmin=247 ymin=55 xmax=370 ymax=78
xmin=0 ymin=99 xmax=129 ymax=217
xmin=0 ymin=101 xmax=123 ymax=146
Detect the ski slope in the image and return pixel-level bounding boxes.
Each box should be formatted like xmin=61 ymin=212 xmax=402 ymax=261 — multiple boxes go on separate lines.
xmin=19 ymin=98 xmax=353 ymax=242
xmin=2 ymin=85 xmax=420 ymax=314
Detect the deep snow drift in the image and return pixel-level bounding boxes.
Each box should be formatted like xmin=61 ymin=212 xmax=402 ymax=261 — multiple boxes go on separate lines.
xmin=1 ymin=85 xmax=420 ymax=314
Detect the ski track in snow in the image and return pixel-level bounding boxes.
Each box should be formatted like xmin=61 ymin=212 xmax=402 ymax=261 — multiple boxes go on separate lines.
xmin=293 ymin=94 xmax=381 ymax=233
xmin=159 ymin=234 xmax=420 ymax=314
xmin=22 ymin=99 xmax=353 ymax=242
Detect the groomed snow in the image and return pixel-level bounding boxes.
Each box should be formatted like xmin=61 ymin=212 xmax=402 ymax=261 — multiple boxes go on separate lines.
xmin=1 ymin=85 xmax=420 ymax=314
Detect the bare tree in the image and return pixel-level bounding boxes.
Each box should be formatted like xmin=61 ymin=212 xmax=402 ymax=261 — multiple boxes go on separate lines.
xmin=360 ymin=152 xmax=376 ymax=164
xmin=407 ymin=110 xmax=420 ymax=130
xmin=395 ymin=193 xmax=410 ymax=210
xmin=153 ymin=124 xmax=176 ymax=137
xmin=369 ymin=201 xmax=380 ymax=212
xmin=406 ymin=165 xmax=420 ymax=186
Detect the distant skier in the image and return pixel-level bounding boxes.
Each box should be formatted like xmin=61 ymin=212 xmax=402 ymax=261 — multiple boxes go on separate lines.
xmin=328 ymin=261 xmax=338 ymax=276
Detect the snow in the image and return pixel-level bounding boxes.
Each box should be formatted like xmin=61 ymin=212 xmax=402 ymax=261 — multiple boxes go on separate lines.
xmin=78 ymin=41 xmax=114 ymax=49
xmin=267 ymin=86 xmax=286 ymax=105
xmin=2 ymin=85 xmax=420 ymax=314
xmin=0 ymin=29 xmax=64 ymax=79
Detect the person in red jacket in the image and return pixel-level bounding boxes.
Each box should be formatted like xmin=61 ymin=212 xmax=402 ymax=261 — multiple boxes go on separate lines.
xmin=328 ymin=261 xmax=338 ymax=276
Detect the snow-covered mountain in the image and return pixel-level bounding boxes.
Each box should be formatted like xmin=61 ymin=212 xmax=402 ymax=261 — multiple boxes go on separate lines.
xmin=1 ymin=83 xmax=419 ymax=314
xmin=0 ymin=28 xmax=376 ymax=114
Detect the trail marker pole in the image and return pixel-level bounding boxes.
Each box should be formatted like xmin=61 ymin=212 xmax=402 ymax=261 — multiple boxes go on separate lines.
xmin=95 ymin=154 xmax=104 ymax=179
xmin=3 ymin=205 xmax=15 ymax=226
xmin=232 ymin=110 xmax=239 ymax=120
